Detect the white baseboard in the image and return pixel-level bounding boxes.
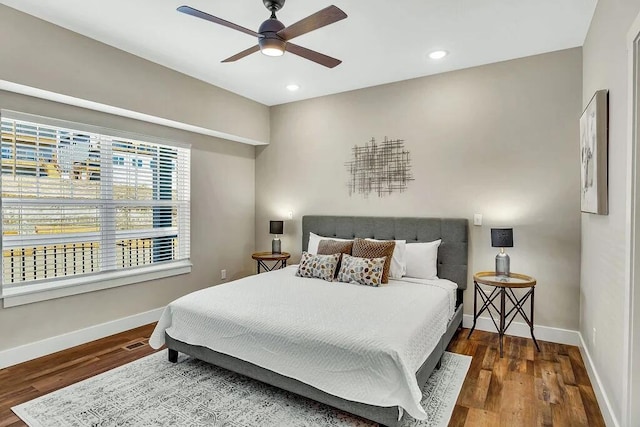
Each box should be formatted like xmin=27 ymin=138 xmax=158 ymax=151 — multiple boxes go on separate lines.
xmin=0 ymin=307 xmax=164 ymax=370
xmin=578 ymin=333 xmax=620 ymax=427
xmin=462 ymin=314 xmax=581 ymax=346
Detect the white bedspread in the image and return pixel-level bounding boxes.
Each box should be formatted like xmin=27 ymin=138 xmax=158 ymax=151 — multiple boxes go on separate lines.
xmin=150 ymin=266 xmax=456 ymax=420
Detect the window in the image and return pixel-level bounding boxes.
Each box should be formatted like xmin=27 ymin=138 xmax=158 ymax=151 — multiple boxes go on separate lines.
xmin=0 ymin=111 xmax=191 ymax=306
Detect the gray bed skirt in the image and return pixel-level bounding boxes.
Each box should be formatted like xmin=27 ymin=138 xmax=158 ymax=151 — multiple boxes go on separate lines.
xmin=166 ymin=304 xmax=463 ymax=427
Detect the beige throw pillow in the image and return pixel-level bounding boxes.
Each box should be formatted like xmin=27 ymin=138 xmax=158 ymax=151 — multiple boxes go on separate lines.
xmin=317 ymin=239 xmax=353 ymax=256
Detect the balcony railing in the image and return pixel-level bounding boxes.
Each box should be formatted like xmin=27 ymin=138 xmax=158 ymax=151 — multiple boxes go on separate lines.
xmin=2 ymin=238 xmax=176 ymax=285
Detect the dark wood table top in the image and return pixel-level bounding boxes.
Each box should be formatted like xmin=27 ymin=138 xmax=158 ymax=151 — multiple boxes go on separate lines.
xmin=252 ymin=251 xmax=291 ymax=261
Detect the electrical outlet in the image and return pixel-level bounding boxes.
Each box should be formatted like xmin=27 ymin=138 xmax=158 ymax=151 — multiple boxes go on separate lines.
xmin=592 ymin=327 xmax=596 ymax=346
xmin=221 ymin=269 xmax=227 ymax=280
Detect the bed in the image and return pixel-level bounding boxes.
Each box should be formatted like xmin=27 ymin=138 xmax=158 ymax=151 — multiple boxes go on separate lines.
xmin=149 ymin=216 xmax=468 ymax=426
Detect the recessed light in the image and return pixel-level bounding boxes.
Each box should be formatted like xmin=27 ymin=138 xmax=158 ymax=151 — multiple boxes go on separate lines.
xmin=286 ymin=84 xmax=300 ymax=92
xmin=428 ymin=50 xmax=448 ymax=60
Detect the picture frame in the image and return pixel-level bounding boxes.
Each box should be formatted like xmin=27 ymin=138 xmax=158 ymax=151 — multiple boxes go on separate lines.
xmin=580 ymin=89 xmax=609 ymax=215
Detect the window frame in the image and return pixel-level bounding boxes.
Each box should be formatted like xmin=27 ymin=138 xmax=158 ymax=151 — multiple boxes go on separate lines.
xmin=0 ymin=110 xmax=192 ymax=307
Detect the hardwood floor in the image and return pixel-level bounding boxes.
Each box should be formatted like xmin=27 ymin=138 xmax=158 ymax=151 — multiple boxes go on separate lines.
xmin=447 ymin=329 xmax=606 ymax=426
xmin=0 ymin=325 xmax=158 ymax=427
xmin=0 ymin=325 xmax=605 ymax=427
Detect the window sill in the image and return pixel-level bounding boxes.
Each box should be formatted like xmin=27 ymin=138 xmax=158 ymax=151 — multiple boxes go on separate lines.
xmin=1 ymin=260 xmax=192 ymax=307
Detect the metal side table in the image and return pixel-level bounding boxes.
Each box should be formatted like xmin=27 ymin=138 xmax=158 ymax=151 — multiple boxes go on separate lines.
xmin=467 ymin=271 xmax=539 ymax=357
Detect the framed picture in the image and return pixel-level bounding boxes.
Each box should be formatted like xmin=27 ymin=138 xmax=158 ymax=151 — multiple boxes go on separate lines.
xmin=580 ymin=89 xmax=609 ymax=214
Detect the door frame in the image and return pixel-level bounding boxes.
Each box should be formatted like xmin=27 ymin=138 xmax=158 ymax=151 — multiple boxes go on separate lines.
xmin=625 ymin=11 xmax=640 ymax=427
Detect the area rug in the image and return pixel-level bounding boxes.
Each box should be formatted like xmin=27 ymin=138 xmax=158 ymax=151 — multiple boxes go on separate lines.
xmin=13 ymin=351 xmax=471 ymax=427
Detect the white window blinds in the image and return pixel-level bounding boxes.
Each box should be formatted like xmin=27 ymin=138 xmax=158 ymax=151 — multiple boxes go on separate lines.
xmin=0 ymin=113 xmax=190 ymax=289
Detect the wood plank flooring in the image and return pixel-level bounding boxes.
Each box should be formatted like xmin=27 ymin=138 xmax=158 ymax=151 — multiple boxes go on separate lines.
xmin=0 ymin=325 xmax=157 ymax=427
xmin=0 ymin=325 xmax=605 ymax=426
xmin=447 ymin=329 xmax=606 ymax=426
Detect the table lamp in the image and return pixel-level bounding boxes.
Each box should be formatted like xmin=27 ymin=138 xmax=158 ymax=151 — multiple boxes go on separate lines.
xmin=491 ymin=228 xmax=513 ymax=276
xmin=270 ymin=220 xmax=284 ymax=254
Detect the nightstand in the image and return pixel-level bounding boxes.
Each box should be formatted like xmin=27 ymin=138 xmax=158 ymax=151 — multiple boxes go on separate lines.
xmin=251 ymin=252 xmax=291 ymax=274
xmin=467 ymin=271 xmax=539 ymax=357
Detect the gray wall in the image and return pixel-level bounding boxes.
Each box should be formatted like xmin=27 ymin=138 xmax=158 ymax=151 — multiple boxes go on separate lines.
xmin=0 ymin=4 xmax=270 ymax=144
xmin=0 ymin=9 xmax=260 ymax=350
xmin=257 ymin=48 xmax=583 ymax=330
xmin=581 ymin=0 xmax=640 ymax=423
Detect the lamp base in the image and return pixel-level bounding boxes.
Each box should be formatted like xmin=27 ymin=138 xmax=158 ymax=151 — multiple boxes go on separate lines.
xmin=495 ymin=252 xmax=510 ymax=276
xmin=272 ymin=238 xmax=281 ymax=254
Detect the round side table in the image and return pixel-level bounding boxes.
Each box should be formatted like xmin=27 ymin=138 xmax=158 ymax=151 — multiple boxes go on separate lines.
xmin=467 ymin=271 xmax=539 ymax=357
xmin=251 ymin=251 xmax=291 ymax=274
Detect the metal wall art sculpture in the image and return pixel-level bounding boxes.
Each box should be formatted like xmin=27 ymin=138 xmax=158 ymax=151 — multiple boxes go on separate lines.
xmin=346 ymin=137 xmax=414 ymax=197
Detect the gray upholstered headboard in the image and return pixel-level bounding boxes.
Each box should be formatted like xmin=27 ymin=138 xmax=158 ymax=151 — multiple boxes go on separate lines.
xmin=302 ymin=216 xmax=469 ymax=291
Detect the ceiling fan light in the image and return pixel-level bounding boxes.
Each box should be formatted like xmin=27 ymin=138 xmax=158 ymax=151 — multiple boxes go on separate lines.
xmin=262 ymin=47 xmax=285 ymax=57
xmin=259 ymin=37 xmax=286 ymax=57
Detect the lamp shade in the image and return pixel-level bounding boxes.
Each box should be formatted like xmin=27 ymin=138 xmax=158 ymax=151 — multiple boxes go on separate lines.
xmin=491 ymin=228 xmax=513 ymax=248
xmin=270 ymin=220 xmax=284 ymax=235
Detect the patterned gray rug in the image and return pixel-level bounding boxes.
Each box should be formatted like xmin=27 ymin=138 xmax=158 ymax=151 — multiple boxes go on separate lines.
xmin=13 ymin=351 xmax=471 ymax=427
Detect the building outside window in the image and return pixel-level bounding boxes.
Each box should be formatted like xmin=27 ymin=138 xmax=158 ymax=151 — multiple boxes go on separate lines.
xmin=0 ymin=111 xmax=191 ymax=306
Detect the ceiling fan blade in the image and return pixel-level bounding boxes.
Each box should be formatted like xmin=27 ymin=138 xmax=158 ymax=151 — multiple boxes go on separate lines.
xmin=277 ymin=5 xmax=347 ymax=41
xmin=177 ymin=5 xmax=259 ymax=38
xmin=222 ymin=45 xmax=260 ymax=62
xmin=286 ymin=43 xmax=342 ymax=68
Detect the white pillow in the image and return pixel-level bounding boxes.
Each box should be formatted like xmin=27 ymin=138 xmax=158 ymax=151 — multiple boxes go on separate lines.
xmin=366 ymin=238 xmax=406 ymax=279
xmin=404 ymin=239 xmax=441 ymax=280
xmin=307 ymin=232 xmax=352 ymax=255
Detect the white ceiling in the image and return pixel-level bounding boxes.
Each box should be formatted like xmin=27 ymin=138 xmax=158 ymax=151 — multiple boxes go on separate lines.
xmin=1 ymin=0 xmax=596 ymax=106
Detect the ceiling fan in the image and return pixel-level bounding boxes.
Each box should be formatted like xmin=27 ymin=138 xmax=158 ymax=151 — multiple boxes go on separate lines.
xmin=177 ymin=0 xmax=347 ymax=68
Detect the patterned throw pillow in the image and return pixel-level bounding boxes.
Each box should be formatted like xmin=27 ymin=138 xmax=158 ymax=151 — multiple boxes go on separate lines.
xmin=336 ymin=253 xmax=386 ymax=287
xmin=296 ymin=252 xmax=341 ymax=282
xmin=317 ymin=239 xmax=353 ymax=278
xmin=351 ymin=238 xmax=396 ymax=284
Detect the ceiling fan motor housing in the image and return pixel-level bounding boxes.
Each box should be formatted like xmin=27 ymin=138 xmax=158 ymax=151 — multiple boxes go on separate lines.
xmin=259 ymin=17 xmax=285 ymax=34
xmin=263 ymin=0 xmax=285 ymax=12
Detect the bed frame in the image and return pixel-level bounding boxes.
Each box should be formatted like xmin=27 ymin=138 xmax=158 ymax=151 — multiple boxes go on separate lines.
xmin=166 ymin=216 xmax=468 ymax=426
